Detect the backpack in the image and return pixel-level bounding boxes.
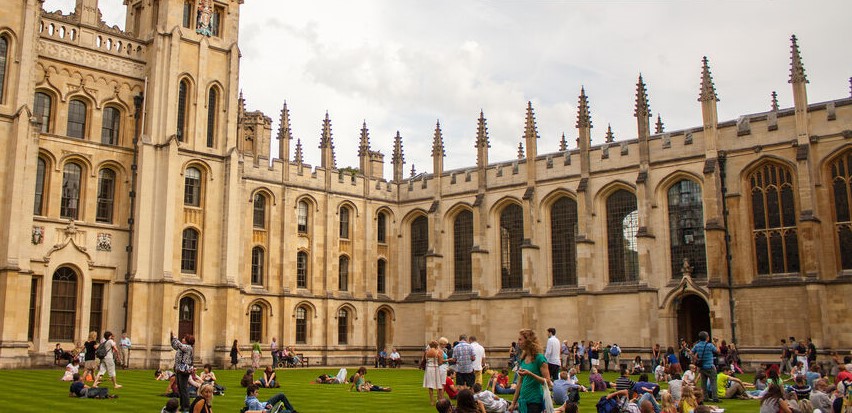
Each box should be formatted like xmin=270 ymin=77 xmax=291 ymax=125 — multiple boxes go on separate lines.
xmin=610 ymin=346 xmax=621 ymax=356
xmin=567 ymin=388 xmax=581 ymax=403
xmin=596 ymin=396 xmax=624 ymax=413
xmin=95 ymin=342 xmax=110 ymax=360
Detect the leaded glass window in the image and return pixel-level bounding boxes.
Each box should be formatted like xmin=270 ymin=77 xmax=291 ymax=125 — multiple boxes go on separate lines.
xmin=253 ymin=193 xmax=266 ymax=229
xmin=101 ymin=107 xmax=120 ymax=145
xmin=184 ymin=167 xmax=201 ymax=206
xmin=34 ymin=92 xmax=52 ymax=133
xmin=551 ymin=197 xmax=578 ymax=286
xmin=377 ymin=212 xmax=387 ymax=243
xmin=67 ymin=99 xmax=87 ymax=139
xmin=181 ymin=228 xmax=199 ymax=273
xmin=206 ymin=88 xmax=217 ymax=148
xmin=337 ymin=309 xmax=348 ymax=345
xmin=297 ymin=201 xmax=308 ymax=234
xmin=831 ymin=152 xmax=852 ymax=270
xmin=251 ymin=247 xmax=264 ymax=286
xmin=453 ymin=210 xmax=473 ymax=292
xmin=177 ymin=80 xmax=188 ymax=141
xmin=0 ymin=36 xmax=8 ymax=103
xmin=60 ymin=163 xmax=81 ymax=219
xmin=668 ymin=180 xmax=707 ymax=278
xmin=410 ymin=216 xmax=428 ymax=293
xmin=182 ymin=1 xmax=192 ymax=28
xmin=750 ymin=163 xmax=799 ymax=275
xmin=377 ymin=259 xmax=386 ymax=294
xmin=49 ymin=267 xmax=77 ymax=341
xmin=249 ymin=304 xmax=263 ymax=343
xmin=606 ymin=190 xmax=639 ymax=283
xmin=34 ymin=158 xmax=46 ymax=215
xmin=339 ymin=207 xmax=350 ymax=239
xmin=296 ymin=251 xmax=308 ymax=288
xmin=89 ymin=283 xmax=104 ymax=335
xmin=295 ymin=307 xmax=307 ymax=344
xmin=500 ymin=204 xmax=523 ymax=289
xmin=338 ymin=255 xmax=349 ymax=291
xmin=96 ymin=169 xmax=115 ymax=223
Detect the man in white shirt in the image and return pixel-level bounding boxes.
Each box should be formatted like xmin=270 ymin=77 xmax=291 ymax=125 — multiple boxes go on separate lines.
xmin=545 ymin=327 xmax=561 ymax=382
xmin=470 ymin=336 xmax=487 ymax=385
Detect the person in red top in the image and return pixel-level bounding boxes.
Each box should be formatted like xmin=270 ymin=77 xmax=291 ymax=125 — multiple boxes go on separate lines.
xmin=444 ymin=369 xmax=459 ymax=400
xmin=488 ymin=368 xmax=515 ymax=394
xmin=838 ymin=363 xmax=852 ymax=383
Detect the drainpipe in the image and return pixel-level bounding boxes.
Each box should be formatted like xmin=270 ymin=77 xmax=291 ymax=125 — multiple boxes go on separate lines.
xmin=124 ymin=88 xmax=144 ymax=333
xmin=717 ymin=151 xmax=737 ymax=344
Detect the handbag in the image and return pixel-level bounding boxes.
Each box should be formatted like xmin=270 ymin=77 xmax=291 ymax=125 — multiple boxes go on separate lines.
xmin=542 ymin=383 xmax=555 ymax=413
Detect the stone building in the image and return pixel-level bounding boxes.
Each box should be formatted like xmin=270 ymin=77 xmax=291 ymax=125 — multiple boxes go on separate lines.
xmin=0 ymin=0 xmax=849 ymax=368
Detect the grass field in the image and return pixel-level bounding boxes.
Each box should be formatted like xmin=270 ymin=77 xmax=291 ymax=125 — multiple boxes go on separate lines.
xmin=0 ymin=367 xmax=761 ymax=412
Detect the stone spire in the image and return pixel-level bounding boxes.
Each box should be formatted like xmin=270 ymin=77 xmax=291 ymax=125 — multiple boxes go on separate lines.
xmin=476 ymin=110 xmax=490 ymax=169
xmin=277 ymin=101 xmax=292 ymax=161
xmin=789 ymin=35 xmax=808 ymax=84
xmin=410 ymin=164 xmax=416 ymax=178
xmin=517 ymin=142 xmax=525 ymax=160
xmin=655 ymin=114 xmax=665 ymax=134
xmin=294 ymin=138 xmax=304 ymax=164
xmin=392 ymin=131 xmax=404 ymax=182
xmin=576 ymin=87 xmax=592 ymax=129
xmin=634 ymin=74 xmax=651 ymax=120
xmin=698 ymin=56 xmax=719 ymax=103
xmin=432 ymin=120 xmax=445 ymax=177
xmin=238 ymin=90 xmax=246 ymax=118
xmin=559 ymin=133 xmax=568 ymax=152
xmin=771 ymin=91 xmax=779 ymax=111
xmin=358 ymin=121 xmax=370 ymax=156
xmin=605 ymin=124 xmax=615 ymax=143
xmin=319 ymin=112 xmax=336 ymax=169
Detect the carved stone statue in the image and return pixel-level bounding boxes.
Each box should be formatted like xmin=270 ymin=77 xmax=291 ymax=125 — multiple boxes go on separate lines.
xmin=196 ymin=0 xmax=213 ymax=36
xmin=680 ymin=258 xmax=693 ymax=278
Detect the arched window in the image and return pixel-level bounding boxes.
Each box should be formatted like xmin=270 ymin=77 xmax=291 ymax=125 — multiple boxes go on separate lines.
xmin=96 ymin=168 xmax=116 ymax=223
xmin=668 ymin=180 xmax=707 ymax=278
xmin=750 ymin=163 xmax=799 ymax=275
xmin=34 ymin=92 xmax=52 ymax=133
xmin=0 ymin=36 xmax=8 ymax=103
xmin=181 ymin=228 xmax=199 ymax=274
xmin=251 ymin=247 xmax=264 ymax=286
xmin=253 ymin=193 xmax=266 ymax=229
xmin=249 ymin=304 xmax=263 ymax=343
xmin=60 ymin=163 xmax=82 ymax=219
xmin=49 ymin=267 xmax=77 ymax=341
xmin=831 ymin=152 xmax=852 ymax=270
xmin=182 ymin=1 xmax=193 ymax=28
xmin=34 ymin=157 xmax=47 ymax=215
xmin=377 ymin=259 xmax=386 ymax=294
xmin=176 ymin=79 xmax=188 ymax=141
xmin=337 ymin=308 xmax=349 ymax=345
xmin=606 ymin=189 xmax=639 ymax=283
xmin=296 ymin=251 xmax=308 ymax=288
xmin=454 ymin=210 xmax=473 ymax=292
xmin=377 ymin=212 xmax=387 ymax=243
xmin=297 ymin=200 xmax=309 ymax=234
xmin=184 ymin=167 xmax=201 ymax=206
xmin=551 ymin=197 xmax=578 ymax=286
xmin=295 ymin=306 xmax=307 ymax=344
xmin=206 ymin=87 xmax=217 ymax=148
xmin=101 ymin=107 xmax=120 ymax=145
xmin=67 ymin=99 xmax=87 ymax=139
xmin=339 ymin=206 xmax=350 ymax=239
xmin=500 ymin=204 xmax=524 ymax=289
xmin=338 ymin=255 xmax=349 ymax=291
xmin=410 ymin=216 xmax=428 ymax=293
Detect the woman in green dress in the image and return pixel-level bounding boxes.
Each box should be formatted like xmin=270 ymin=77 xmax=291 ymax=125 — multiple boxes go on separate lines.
xmin=509 ymin=329 xmax=552 ymax=413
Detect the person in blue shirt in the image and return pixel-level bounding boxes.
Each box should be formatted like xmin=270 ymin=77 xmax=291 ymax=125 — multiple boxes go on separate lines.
xmin=244 ymin=384 xmax=298 ymax=413
xmin=690 ymin=331 xmax=719 ymax=402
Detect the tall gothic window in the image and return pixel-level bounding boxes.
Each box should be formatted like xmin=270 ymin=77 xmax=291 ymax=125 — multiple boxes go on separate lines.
xmin=296 ymin=252 xmax=308 ymax=288
xmin=249 ymin=304 xmax=263 ymax=343
xmin=28 ymin=278 xmax=39 ymax=341
xmin=377 ymin=212 xmax=387 ymax=243
xmin=831 ymin=152 xmax=852 ymax=270
xmin=297 ymin=201 xmax=309 ymax=234
xmin=67 ymin=99 xmax=87 ymax=139
xmin=206 ymin=88 xmax=217 ymax=147
xmin=338 ymin=256 xmax=349 ymax=291
xmin=181 ymin=228 xmax=199 ymax=274
xmin=211 ymin=7 xmax=222 ymax=37
xmin=500 ymin=204 xmax=524 ymax=289
xmin=101 ymin=107 xmax=120 ymax=145
xmin=0 ymin=36 xmax=8 ymax=103
xmin=176 ymin=80 xmax=188 ymax=141
xmin=89 ymin=283 xmax=104 ymax=335
xmin=750 ymin=163 xmax=799 ymax=275
xmin=96 ymin=168 xmax=116 ymax=223
xmin=182 ymin=1 xmax=193 ymax=28
xmin=551 ymin=197 xmax=578 ymax=286
xmin=34 ymin=92 xmax=52 ymax=133
xmin=454 ymin=210 xmax=473 ymax=292
xmin=339 ymin=207 xmax=350 ymax=239
xmin=410 ymin=216 xmax=428 ymax=293
xmin=60 ymin=163 xmax=82 ymax=220
xmin=34 ymin=157 xmax=47 ymax=215
xmin=668 ymin=180 xmax=707 ymax=278
xmin=337 ymin=309 xmax=349 ymax=345
xmin=253 ymin=193 xmax=266 ymax=229
xmin=606 ymin=189 xmax=639 ymax=283
xmin=295 ymin=306 xmax=307 ymax=344
xmin=49 ymin=267 xmax=77 ymax=341
xmin=184 ymin=167 xmax=201 ymax=206
xmin=251 ymin=247 xmax=264 ymax=286
xmin=377 ymin=259 xmax=386 ymax=294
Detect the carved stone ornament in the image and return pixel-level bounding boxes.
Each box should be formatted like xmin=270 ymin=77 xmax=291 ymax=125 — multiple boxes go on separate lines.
xmin=96 ymin=233 xmax=112 ymax=252
xmin=680 ymin=258 xmax=694 ymax=278
xmin=32 ymin=226 xmax=45 ymax=245
xmin=37 ymin=40 xmax=146 ymax=78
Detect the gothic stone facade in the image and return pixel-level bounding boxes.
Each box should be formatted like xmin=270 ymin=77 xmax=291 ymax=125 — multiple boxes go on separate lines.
xmin=0 ymin=0 xmax=850 ymax=368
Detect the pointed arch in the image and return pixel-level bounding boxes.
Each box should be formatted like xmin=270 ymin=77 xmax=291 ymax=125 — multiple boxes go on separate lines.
xmin=294 ymin=194 xmax=319 ymax=210
xmin=249 ymin=187 xmax=277 ymax=206
xmin=246 ymin=298 xmax=273 ymax=316
xmin=539 ymin=188 xmax=577 ymax=212
xmin=655 ymin=171 xmax=704 ymax=199
xmin=95 ymin=159 xmax=128 ymax=179
xmin=401 ymin=208 xmax=429 ymax=226
xmin=59 ymin=154 xmax=93 ymax=176
xmin=173 ymin=288 xmax=208 ymax=311
xmin=180 ymin=159 xmax=214 ymax=180
xmin=594 ymin=179 xmax=637 ymax=205
xmin=336 ymin=199 xmax=359 ymax=217
xmin=334 ymin=303 xmax=358 ymax=321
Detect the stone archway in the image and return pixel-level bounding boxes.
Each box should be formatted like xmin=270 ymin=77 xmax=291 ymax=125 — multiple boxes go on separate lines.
xmin=676 ymin=294 xmax=711 ymax=343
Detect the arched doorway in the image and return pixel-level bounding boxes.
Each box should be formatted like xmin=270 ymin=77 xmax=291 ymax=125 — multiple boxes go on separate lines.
xmin=376 ymin=309 xmax=392 ymax=351
xmin=677 ymin=294 xmax=711 ymax=343
xmin=178 ymin=296 xmax=196 ymax=339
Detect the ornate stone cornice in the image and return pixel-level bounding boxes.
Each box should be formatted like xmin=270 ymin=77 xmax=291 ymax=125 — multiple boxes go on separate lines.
xmin=37 ymin=39 xmax=146 ymax=79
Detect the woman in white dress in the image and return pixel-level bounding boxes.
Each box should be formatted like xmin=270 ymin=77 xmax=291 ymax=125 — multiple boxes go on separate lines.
xmin=423 ymin=340 xmax=445 ymax=405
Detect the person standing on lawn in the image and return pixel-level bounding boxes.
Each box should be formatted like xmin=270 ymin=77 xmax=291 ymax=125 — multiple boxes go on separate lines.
xmin=545 ymin=328 xmax=561 ymax=382
xmin=171 ymin=331 xmax=195 ymax=413
xmin=92 ymin=331 xmax=122 ymax=389
xmin=691 ymin=331 xmax=719 ymax=403
xmin=508 ymin=329 xmax=551 ymax=413
xmin=119 ymin=331 xmax=131 ymax=369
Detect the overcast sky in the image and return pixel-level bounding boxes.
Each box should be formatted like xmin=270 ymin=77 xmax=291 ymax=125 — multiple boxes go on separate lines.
xmin=45 ymin=0 xmax=851 ymax=178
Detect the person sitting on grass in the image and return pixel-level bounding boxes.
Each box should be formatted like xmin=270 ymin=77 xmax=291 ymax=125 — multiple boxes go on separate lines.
xmin=156 ymin=367 xmax=175 ymax=381
xmin=717 ymin=366 xmax=751 ymax=399
xmin=679 ymin=384 xmax=698 ymax=413
xmin=241 ymin=368 xmax=259 ymax=388
xmin=161 ymin=398 xmax=179 ymax=413
xmin=630 ymin=356 xmax=645 ymax=375
xmin=456 ymin=388 xmax=487 ymax=413
xmin=682 ymin=364 xmax=696 ymax=387
xmin=259 ymin=365 xmax=280 ymax=388
xmin=244 ymin=383 xmax=299 ymax=413
xmin=589 ymin=367 xmax=614 ymax=392
xmin=435 ymin=398 xmax=455 ymax=413
xmin=444 ymin=368 xmax=459 ymax=399
xmin=61 ymin=359 xmax=80 ymax=381
xmin=614 ymin=367 xmax=635 ymax=392
xmin=554 ymin=401 xmax=578 ymax=413
xmin=789 ymin=374 xmax=811 ymax=400
xmin=487 ymin=368 xmax=515 ymax=395
xmin=350 ymin=366 xmax=392 ymax=392
xmin=316 ymin=368 xmax=347 ymax=384
xmin=69 ymin=373 xmax=115 ymax=399
xmin=552 ymin=370 xmax=583 ymax=405
xmin=472 ymin=382 xmax=508 ymax=413
xmin=189 ymin=383 xmax=213 ymax=413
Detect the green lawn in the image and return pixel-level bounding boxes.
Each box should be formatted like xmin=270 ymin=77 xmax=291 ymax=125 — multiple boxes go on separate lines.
xmin=0 ymin=367 xmax=760 ymax=412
